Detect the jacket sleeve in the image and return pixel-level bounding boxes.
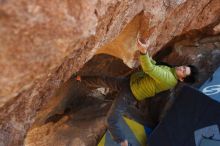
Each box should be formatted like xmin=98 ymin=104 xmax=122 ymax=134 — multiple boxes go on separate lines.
xmin=139 ymin=54 xmax=175 ymax=84
xmin=139 ymin=53 xmax=155 ymax=72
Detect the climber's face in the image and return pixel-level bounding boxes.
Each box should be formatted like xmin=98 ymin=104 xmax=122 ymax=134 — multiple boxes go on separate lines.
xmin=175 ymin=66 xmax=191 ymax=81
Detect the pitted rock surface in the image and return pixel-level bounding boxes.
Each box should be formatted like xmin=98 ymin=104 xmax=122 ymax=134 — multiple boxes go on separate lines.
xmin=0 ymin=0 xmax=220 ymax=146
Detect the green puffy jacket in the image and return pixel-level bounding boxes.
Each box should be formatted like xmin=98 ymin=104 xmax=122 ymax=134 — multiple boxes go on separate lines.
xmin=130 ymin=53 xmax=178 ymax=101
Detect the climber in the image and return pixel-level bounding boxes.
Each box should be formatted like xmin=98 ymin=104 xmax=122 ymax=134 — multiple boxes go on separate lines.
xmin=74 ymin=38 xmax=198 ymax=146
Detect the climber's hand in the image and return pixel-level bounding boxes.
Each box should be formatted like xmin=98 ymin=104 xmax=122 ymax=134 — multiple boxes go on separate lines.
xmin=137 ymin=38 xmax=148 ymax=54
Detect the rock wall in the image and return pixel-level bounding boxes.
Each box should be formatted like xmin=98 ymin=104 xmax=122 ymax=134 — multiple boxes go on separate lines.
xmin=24 ymin=35 xmax=220 ymax=146
xmin=0 ymin=1 xmax=142 ymax=145
xmin=0 ymin=0 xmax=220 ymax=146
xmin=97 ymin=0 xmax=220 ymax=67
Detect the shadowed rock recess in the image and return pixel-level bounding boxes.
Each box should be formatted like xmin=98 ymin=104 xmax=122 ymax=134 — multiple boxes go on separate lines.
xmin=0 ymin=0 xmax=220 ymax=146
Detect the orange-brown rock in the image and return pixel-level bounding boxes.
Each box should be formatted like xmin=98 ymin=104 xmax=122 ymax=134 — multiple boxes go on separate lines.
xmin=0 ymin=0 xmax=219 ymax=146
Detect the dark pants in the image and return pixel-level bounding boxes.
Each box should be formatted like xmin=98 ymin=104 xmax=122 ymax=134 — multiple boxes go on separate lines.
xmin=80 ymin=76 xmax=137 ymax=143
